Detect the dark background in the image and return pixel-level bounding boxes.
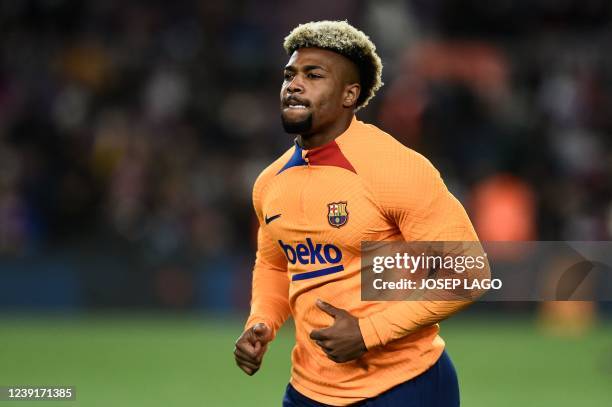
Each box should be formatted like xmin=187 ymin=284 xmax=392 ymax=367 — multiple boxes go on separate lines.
xmin=1 ymin=0 xmax=611 ymax=313
xmin=0 ymin=2 xmax=611 ymax=406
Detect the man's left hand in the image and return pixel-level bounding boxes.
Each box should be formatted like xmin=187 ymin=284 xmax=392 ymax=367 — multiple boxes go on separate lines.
xmin=309 ymin=299 xmax=367 ymax=363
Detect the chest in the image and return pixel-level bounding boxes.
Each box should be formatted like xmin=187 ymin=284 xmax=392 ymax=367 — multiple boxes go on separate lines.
xmin=261 ymin=167 xmax=389 ymax=251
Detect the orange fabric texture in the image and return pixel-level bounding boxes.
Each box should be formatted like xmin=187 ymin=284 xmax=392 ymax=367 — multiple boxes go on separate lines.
xmin=245 ymin=116 xmax=479 ymax=405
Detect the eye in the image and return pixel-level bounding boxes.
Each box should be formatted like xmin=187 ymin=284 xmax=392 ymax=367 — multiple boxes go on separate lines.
xmin=307 ymin=73 xmax=322 ymax=79
xmin=283 ymin=72 xmax=294 ymax=81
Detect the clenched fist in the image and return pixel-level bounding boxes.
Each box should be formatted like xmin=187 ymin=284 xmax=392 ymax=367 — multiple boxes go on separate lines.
xmin=234 ymin=323 xmax=273 ymax=375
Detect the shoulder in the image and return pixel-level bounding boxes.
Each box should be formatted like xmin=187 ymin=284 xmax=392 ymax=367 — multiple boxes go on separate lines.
xmin=338 ymin=119 xmax=441 ymax=190
xmin=252 ymin=146 xmax=294 ymax=205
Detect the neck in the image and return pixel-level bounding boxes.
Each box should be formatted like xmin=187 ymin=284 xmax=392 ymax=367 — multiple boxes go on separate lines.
xmin=297 ymin=113 xmax=353 ymax=150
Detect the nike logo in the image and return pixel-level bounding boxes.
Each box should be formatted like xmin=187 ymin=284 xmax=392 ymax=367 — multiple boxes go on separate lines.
xmin=265 ymin=214 xmax=281 ymax=224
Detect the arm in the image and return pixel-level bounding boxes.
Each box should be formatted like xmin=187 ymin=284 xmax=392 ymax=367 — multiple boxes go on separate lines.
xmin=244 ymin=225 xmax=291 ymax=338
xmin=235 ymin=177 xmax=291 ymax=375
xmin=358 ymin=157 xmax=490 ymax=350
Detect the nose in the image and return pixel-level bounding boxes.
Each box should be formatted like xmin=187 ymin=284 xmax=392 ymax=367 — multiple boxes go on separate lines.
xmin=287 ymin=74 xmax=304 ymax=94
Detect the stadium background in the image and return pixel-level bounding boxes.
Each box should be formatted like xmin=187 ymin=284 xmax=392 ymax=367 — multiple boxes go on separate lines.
xmin=0 ymin=0 xmax=611 ymax=405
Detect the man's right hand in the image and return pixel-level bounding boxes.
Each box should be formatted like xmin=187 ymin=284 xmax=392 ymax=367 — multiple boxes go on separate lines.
xmin=234 ymin=323 xmax=272 ymax=375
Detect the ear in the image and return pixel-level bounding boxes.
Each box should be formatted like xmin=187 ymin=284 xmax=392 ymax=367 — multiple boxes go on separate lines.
xmin=342 ymin=83 xmax=361 ymax=108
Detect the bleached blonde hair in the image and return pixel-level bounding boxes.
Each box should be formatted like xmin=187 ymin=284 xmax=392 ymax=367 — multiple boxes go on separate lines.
xmin=283 ymin=20 xmax=383 ymax=110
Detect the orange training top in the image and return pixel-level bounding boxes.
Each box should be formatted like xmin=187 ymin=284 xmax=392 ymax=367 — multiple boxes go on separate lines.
xmin=245 ymin=116 xmax=479 ymax=405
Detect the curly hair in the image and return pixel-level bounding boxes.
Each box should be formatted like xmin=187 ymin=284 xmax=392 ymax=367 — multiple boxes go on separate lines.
xmin=283 ymin=20 xmax=383 ymax=111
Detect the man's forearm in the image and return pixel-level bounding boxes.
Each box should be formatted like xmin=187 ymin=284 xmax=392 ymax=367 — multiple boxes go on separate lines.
xmin=358 ymin=300 xmax=473 ymax=349
xmin=246 ymin=267 xmax=291 ymax=339
xmin=359 ymin=262 xmax=491 ymax=349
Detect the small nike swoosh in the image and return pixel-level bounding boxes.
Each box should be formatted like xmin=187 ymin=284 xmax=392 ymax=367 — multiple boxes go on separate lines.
xmin=265 ymin=214 xmax=281 ymax=224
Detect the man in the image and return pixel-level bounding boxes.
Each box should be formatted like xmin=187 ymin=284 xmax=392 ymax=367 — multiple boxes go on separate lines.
xmin=234 ymin=20 xmax=486 ymax=406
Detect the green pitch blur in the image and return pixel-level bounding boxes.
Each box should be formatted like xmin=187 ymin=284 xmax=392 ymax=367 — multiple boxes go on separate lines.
xmin=0 ymin=314 xmax=610 ymax=407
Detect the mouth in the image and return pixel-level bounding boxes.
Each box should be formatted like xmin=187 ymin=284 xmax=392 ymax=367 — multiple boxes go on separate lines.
xmin=283 ymin=97 xmax=310 ymax=110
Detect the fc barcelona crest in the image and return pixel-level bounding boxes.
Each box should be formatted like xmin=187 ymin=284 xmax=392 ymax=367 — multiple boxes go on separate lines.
xmin=327 ymin=201 xmax=349 ymax=228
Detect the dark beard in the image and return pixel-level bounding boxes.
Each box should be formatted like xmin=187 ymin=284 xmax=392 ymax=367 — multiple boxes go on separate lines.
xmin=281 ymin=112 xmax=313 ymax=134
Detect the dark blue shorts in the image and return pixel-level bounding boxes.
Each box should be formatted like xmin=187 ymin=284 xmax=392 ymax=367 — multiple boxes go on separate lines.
xmin=282 ymin=350 xmax=460 ymax=406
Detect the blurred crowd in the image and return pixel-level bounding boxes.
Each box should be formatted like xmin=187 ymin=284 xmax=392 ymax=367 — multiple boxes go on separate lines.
xmin=1 ymin=0 xmax=611 ymax=307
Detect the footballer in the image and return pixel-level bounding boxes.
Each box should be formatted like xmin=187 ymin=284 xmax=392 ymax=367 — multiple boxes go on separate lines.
xmin=234 ymin=20 xmax=487 ymax=406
